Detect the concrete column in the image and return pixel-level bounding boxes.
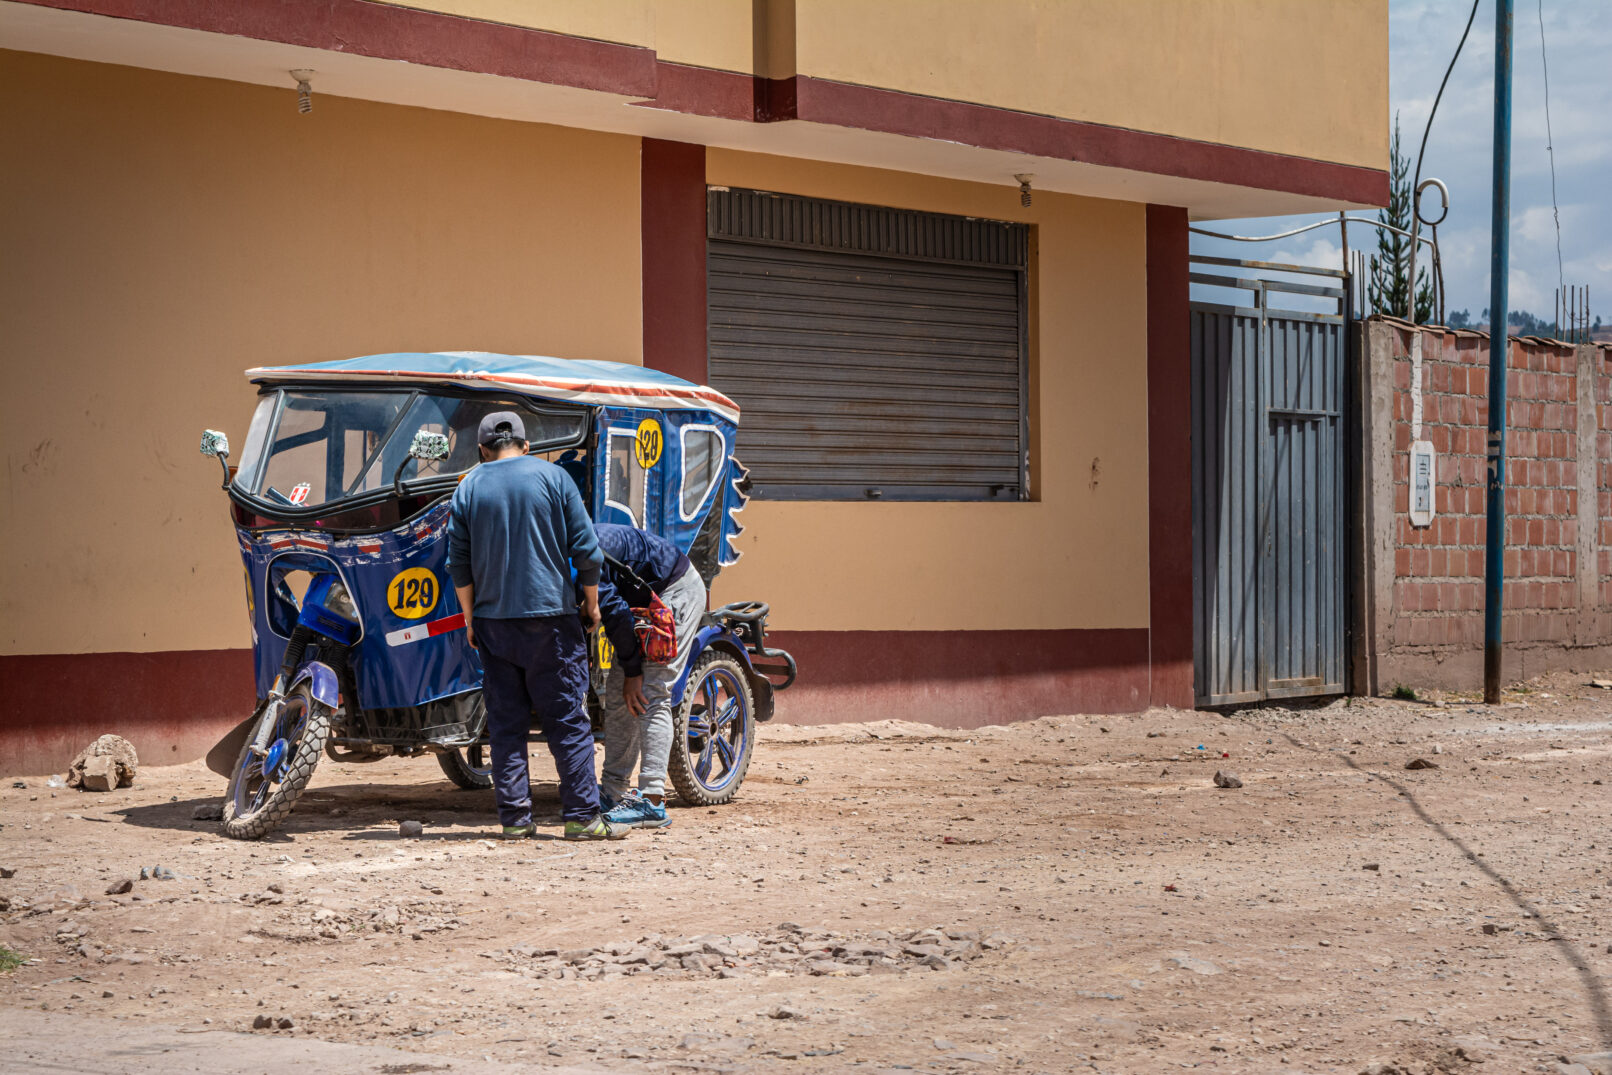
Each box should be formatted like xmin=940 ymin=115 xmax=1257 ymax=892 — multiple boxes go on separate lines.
xmin=1353 ymin=319 xmax=1402 ymax=696
xmin=641 ymin=139 xmax=708 ymax=385
xmin=1574 ymin=343 xmax=1600 ymax=647
xmin=1145 ymin=204 xmax=1194 ymax=709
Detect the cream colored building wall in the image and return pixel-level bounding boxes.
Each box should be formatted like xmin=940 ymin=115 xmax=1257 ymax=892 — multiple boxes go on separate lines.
xmin=368 ymin=1 xmax=1387 ymax=169
xmin=793 ymin=0 xmax=1387 ymax=169
xmin=706 ymin=149 xmax=1151 ymax=632
xmin=651 ymin=0 xmax=755 ymax=72
xmin=0 ymin=51 xmax=643 ymax=656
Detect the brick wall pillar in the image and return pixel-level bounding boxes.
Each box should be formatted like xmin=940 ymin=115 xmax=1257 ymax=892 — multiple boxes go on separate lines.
xmin=1574 ymin=342 xmax=1603 ymax=646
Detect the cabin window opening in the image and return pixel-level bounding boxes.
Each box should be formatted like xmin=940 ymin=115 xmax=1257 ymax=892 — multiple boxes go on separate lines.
xmin=604 ymin=430 xmax=645 ymax=527
xmin=679 ymin=425 xmax=725 ymax=521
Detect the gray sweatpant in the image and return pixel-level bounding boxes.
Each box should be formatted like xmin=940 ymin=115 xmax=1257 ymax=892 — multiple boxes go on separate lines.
xmin=600 ymin=564 xmax=707 ymax=800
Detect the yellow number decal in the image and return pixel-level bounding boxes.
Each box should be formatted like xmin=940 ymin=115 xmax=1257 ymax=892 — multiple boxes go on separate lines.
xmin=386 ymin=567 xmax=439 ymax=619
xmin=597 ymin=628 xmax=614 ymax=671
xmin=634 ymin=417 xmax=663 ymax=469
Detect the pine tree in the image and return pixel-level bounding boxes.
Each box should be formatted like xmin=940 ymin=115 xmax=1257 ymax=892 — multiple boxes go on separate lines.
xmin=1368 ymin=116 xmax=1434 ymax=323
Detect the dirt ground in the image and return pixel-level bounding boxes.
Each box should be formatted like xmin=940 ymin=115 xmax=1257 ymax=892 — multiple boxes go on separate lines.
xmin=3 ymin=672 xmax=1612 ymax=1075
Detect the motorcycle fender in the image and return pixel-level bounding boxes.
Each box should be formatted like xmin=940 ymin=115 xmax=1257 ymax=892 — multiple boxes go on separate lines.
xmin=290 ymin=661 xmax=341 ymax=711
xmin=670 ymin=628 xmax=755 ymax=708
xmin=751 ymin=672 xmax=776 ymax=723
xmin=205 ymin=710 xmax=261 ymax=778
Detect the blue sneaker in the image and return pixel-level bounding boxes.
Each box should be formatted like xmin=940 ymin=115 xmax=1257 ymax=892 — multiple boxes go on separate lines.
xmin=604 ymin=792 xmax=671 ymax=830
xmin=598 ymin=791 xmax=618 ymax=814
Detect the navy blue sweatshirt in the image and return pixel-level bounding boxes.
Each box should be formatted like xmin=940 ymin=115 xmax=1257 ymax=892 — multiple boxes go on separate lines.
xmin=596 ymin=523 xmax=694 ymax=677
xmin=446 ymin=455 xmax=602 ymax=620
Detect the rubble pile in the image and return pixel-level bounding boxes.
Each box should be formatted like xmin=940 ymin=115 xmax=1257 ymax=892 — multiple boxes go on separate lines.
xmin=256 ymin=896 xmax=467 ymax=940
xmin=484 ymin=923 xmax=1013 ymax=981
xmin=66 ymin=735 xmax=139 ymax=792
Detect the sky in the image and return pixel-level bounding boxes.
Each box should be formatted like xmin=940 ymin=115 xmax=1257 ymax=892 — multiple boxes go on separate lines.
xmin=1193 ymin=0 xmax=1611 ymax=325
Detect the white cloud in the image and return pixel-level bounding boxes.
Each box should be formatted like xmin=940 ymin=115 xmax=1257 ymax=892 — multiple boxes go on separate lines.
xmin=1507 ymin=266 xmax=1551 ymax=313
xmin=1515 ymin=204 xmax=1560 ymax=245
xmin=1269 ymin=237 xmax=1346 ymax=273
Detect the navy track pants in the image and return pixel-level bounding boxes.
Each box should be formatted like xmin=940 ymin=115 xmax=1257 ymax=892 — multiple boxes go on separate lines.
xmin=473 ymin=615 xmax=599 ymax=826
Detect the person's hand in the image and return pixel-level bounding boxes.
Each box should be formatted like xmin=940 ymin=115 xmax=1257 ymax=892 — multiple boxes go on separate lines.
xmin=464 ymin=617 xmax=477 ymax=650
xmin=584 ymin=594 xmax=602 ymax=629
xmin=624 ymin=675 xmax=648 ymax=716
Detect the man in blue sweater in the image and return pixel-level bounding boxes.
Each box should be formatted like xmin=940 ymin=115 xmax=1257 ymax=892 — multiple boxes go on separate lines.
xmin=593 ymin=522 xmax=708 ymax=829
xmin=446 ymin=411 xmax=627 ymax=841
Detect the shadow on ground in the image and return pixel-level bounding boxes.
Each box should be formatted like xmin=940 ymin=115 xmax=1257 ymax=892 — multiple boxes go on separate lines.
xmin=108 ymin=777 xmax=569 ymax=839
xmin=1281 ymin=730 xmax=1612 ymax=1054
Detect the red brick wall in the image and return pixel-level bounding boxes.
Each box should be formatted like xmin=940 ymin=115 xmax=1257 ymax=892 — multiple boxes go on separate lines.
xmin=1379 ymin=323 xmax=1611 ymax=681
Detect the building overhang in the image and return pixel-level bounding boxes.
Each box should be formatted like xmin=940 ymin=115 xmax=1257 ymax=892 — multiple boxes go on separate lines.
xmin=0 ymin=0 xmax=1388 ymax=220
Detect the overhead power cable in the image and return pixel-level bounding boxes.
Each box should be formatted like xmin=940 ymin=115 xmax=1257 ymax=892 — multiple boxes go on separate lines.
xmin=1537 ymin=0 xmax=1565 ymax=313
xmin=1412 ymin=0 xmax=1480 ymax=202
xmin=1402 ymin=0 xmax=1478 ymax=324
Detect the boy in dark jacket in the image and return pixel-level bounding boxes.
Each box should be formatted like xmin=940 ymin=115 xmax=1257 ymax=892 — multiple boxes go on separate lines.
xmin=593 ymin=523 xmax=707 ymax=828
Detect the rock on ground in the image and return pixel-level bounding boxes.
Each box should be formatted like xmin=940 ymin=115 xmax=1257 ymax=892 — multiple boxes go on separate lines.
xmin=66 ymin=734 xmax=138 ymax=791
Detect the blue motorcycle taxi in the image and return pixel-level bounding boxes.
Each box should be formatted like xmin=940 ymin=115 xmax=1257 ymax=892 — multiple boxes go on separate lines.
xmin=198 ymin=352 xmax=794 ymax=839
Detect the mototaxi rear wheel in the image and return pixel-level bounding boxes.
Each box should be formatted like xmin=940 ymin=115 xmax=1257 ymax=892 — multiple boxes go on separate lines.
xmin=221 ymin=680 xmax=331 ymax=840
xmin=667 ymin=651 xmax=754 ymax=807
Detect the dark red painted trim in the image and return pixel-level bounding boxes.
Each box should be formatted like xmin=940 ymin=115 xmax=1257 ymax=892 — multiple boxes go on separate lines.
xmin=1145 ymin=205 xmax=1195 ymax=709
xmin=764 ymin=629 xmax=1150 ymax=727
xmin=18 ymin=0 xmax=1386 ymax=205
xmin=634 ymin=62 xmax=753 ymax=121
xmin=22 ymin=0 xmax=658 ymax=97
xmin=790 ymin=77 xmax=1389 ymax=206
xmin=754 ymin=75 xmax=798 ymax=123
xmin=640 ymin=139 xmax=708 ymax=386
xmin=1 ymin=649 xmax=254 ymax=777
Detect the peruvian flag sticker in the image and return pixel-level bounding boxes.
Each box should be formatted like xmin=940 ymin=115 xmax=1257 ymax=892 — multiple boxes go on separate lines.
xmin=288 ymin=482 xmax=311 ymax=505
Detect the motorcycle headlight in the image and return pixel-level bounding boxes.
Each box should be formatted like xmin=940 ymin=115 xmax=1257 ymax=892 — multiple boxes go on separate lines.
xmin=324 ymin=580 xmax=359 ymax=622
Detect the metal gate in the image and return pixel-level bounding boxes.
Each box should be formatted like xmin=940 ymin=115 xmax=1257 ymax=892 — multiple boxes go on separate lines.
xmin=1190 ymin=256 xmax=1349 ymax=706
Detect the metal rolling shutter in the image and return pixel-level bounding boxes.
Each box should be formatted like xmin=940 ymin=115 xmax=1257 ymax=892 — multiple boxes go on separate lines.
xmin=707 ymin=188 xmax=1028 ymax=501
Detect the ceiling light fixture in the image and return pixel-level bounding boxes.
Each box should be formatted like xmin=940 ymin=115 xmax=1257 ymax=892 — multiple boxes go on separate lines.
xmin=290 ymin=69 xmax=315 ymax=115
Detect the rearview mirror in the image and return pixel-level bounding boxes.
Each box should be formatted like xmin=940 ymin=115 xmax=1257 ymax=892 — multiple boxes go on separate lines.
xmin=395 ymin=428 xmax=450 ymax=498
xmin=408 ymin=430 xmax=450 ymax=462
xmin=199 ymin=429 xmax=231 ymax=488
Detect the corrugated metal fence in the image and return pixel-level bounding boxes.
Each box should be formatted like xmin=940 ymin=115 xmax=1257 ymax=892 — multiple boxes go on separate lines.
xmin=1191 ymin=256 xmax=1349 ymax=706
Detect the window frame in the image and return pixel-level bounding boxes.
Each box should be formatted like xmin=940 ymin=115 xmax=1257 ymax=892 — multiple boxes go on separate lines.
xmin=227 ymin=384 xmax=589 ymax=527
xmin=601 ymin=427 xmax=645 ymax=528
xmin=706 ymin=186 xmax=1031 ymax=503
xmin=677 ymin=422 xmax=727 ymax=522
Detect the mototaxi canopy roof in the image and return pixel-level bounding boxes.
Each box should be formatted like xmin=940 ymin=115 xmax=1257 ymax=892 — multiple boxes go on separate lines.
xmin=246 ymin=351 xmax=740 ymax=425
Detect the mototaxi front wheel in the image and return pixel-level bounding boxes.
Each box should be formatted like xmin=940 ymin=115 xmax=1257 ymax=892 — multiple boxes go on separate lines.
xmin=221 ymin=680 xmax=331 ymax=840
xmin=436 ymin=744 xmax=494 ymax=790
xmin=668 ymin=651 xmax=755 ymax=807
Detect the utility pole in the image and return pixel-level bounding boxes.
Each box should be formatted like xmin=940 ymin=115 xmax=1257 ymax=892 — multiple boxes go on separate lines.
xmin=1483 ymin=0 xmax=1514 ymax=704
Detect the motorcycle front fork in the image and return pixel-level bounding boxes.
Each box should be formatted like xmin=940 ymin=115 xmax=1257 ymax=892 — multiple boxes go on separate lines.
xmin=249 ymin=626 xmax=320 ymax=757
